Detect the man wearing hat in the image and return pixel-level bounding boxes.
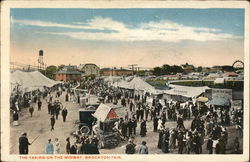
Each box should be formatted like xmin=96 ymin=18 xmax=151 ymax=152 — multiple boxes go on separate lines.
xmin=19 ymin=132 xmax=31 ymax=154
xmin=207 ymin=135 xmax=213 ymax=154
xmin=125 ymin=138 xmax=136 ymax=154
xmin=66 ymin=137 xmax=71 ymax=154
xmin=176 ymin=114 xmax=185 ymax=130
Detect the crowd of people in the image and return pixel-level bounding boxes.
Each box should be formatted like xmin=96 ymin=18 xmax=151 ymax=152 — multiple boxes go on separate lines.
xmin=44 ymin=135 xmax=100 ymax=154
xmin=82 ymin=78 xmax=243 ymax=154
xmin=15 ymin=77 xmax=243 ymax=155
xmin=16 ymin=82 xmax=76 ymax=154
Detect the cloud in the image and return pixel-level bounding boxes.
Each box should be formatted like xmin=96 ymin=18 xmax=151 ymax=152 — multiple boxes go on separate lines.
xmin=12 ymin=16 xmax=242 ymax=42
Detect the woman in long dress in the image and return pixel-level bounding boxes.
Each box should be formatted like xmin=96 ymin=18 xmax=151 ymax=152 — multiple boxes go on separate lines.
xmin=140 ymin=120 xmax=147 ymax=137
xmin=13 ymin=111 xmax=19 ymax=126
xmin=158 ymin=129 xmax=163 ymax=149
xmin=65 ymin=93 xmax=69 ymax=102
xmin=161 ymin=131 xmax=169 ymax=153
xmin=54 ymin=138 xmax=60 ymax=154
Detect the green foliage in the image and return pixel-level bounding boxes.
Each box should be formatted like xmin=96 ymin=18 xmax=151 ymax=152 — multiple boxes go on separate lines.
xmin=45 ymin=65 xmax=58 ymax=79
xmin=58 ymin=64 xmax=65 ymax=70
xmin=153 ymin=64 xmax=184 ymax=76
xmin=153 ymin=67 xmax=163 ymax=76
xmin=197 ymin=66 xmax=203 ymax=72
xmin=147 ymin=80 xmax=167 ymax=87
xmin=221 ymin=65 xmax=234 ymax=72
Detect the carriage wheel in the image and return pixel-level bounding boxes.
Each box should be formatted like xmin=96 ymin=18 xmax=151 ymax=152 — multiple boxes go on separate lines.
xmin=80 ymin=126 xmax=90 ymax=134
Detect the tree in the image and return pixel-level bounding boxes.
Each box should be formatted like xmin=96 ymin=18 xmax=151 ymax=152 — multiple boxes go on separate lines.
xmin=221 ymin=65 xmax=234 ymax=72
xmin=197 ymin=66 xmax=203 ymax=72
xmin=170 ymin=65 xmax=184 ymax=74
xmin=153 ymin=67 xmax=162 ymax=76
xmin=57 ymin=64 xmax=65 ymax=71
xmin=46 ymin=65 xmax=58 ymax=79
xmin=162 ymin=64 xmax=171 ymax=75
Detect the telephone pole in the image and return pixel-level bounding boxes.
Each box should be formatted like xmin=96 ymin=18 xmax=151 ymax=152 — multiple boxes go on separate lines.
xmin=128 ymin=64 xmax=137 ymax=75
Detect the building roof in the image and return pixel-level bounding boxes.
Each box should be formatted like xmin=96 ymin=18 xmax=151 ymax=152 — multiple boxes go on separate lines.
xmin=164 ymin=84 xmax=210 ymax=98
xmin=85 ymin=63 xmax=97 ymax=66
xmin=92 ymin=103 xmax=119 ymax=122
xmin=56 ymin=70 xmax=82 ymax=75
xmin=56 ymin=65 xmax=82 ymax=75
xmin=224 ymin=72 xmax=238 ymax=77
xmin=78 ymin=63 xmax=99 ymax=70
xmin=160 ymin=75 xmax=179 ymax=77
xmin=101 ymin=68 xmax=132 ymax=72
xmin=101 ymin=68 xmax=112 ymax=71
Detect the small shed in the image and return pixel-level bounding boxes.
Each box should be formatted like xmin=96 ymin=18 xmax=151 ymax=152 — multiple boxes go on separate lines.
xmin=92 ymin=103 xmax=119 ymax=122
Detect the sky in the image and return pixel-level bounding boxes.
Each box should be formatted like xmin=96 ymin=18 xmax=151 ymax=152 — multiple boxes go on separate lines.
xmin=10 ymin=8 xmax=245 ymax=69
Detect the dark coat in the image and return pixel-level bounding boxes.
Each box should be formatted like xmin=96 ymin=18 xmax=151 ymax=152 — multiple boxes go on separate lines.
xmin=38 ymin=101 xmax=42 ymax=108
xmin=19 ymin=136 xmax=30 ymax=154
xmin=140 ymin=121 xmax=147 ymax=136
xmin=29 ymin=107 xmax=34 ymax=113
xmin=13 ymin=112 xmax=19 ymax=121
xmin=19 ymin=136 xmax=30 ymax=149
xmin=162 ymin=133 xmax=169 ymax=153
xmin=132 ymin=119 xmax=137 ymax=128
xmin=121 ymin=122 xmax=128 ymax=135
xmin=62 ymin=109 xmax=68 ymax=117
xmin=56 ymin=107 xmax=61 ymax=115
xmin=207 ymin=139 xmax=213 ymax=151
xmin=215 ymin=143 xmax=220 ymax=154
xmin=84 ymin=144 xmax=100 ymax=154
xmin=65 ymin=94 xmax=69 ymax=102
xmin=66 ymin=141 xmax=70 ymax=154
xmin=158 ymin=131 xmax=163 ymax=149
xmin=50 ymin=117 xmax=55 ymax=126
xmin=70 ymin=145 xmax=77 ymax=154
xmin=128 ymin=121 xmax=133 ymax=131
xmin=125 ymin=143 xmax=136 ymax=154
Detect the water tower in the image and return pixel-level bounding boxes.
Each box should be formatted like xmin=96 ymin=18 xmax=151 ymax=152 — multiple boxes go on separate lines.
xmin=38 ymin=50 xmax=45 ymax=71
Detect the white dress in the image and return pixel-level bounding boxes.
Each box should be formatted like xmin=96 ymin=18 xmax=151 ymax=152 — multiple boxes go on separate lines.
xmin=54 ymin=141 xmax=60 ymax=154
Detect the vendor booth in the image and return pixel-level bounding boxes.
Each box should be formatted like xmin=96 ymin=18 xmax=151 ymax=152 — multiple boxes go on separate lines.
xmin=92 ymin=104 xmax=121 ymax=149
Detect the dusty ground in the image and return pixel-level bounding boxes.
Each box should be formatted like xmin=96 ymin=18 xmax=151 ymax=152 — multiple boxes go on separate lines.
xmin=10 ymin=92 xmax=243 ymax=154
xmin=10 ymin=91 xmax=79 ymax=154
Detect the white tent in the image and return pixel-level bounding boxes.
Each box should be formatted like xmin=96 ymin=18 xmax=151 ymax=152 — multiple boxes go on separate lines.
xmin=214 ymin=78 xmax=225 ymax=84
xmin=116 ymin=80 xmax=131 ymax=89
xmin=129 ymin=77 xmax=155 ymax=92
xmin=10 ymin=70 xmax=61 ymax=93
xmin=104 ymin=76 xmax=122 ymax=82
xmin=164 ymin=84 xmax=210 ymax=98
xmin=203 ymin=73 xmax=221 ymax=80
xmin=115 ymin=77 xmax=164 ymax=94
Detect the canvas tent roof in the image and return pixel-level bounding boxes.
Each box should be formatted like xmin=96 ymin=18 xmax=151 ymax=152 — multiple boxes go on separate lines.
xmin=214 ymin=78 xmax=225 ymax=84
xmin=104 ymin=76 xmax=122 ymax=82
xmin=204 ymin=73 xmax=221 ymax=80
xmin=208 ymin=97 xmax=230 ymax=106
xmin=129 ymin=77 xmax=155 ymax=92
xmin=115 ymin=77 xmax=164 ymax=94
xmin=115 ymin=80 xmax=131 ymax=89
xmin=11 ymin=70 xmax=61 ymax=93
xmin=197 ymin=96 xmax=209 ymax=102
xmin=92 ymin=103 xmax=119 ymax=122
xmin=164 ymin=84 xmax=210 ymax=98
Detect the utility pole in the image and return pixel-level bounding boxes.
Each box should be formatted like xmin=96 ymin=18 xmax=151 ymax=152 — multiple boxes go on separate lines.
xmin=128 ymin=64 xmax=137 ymax=75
